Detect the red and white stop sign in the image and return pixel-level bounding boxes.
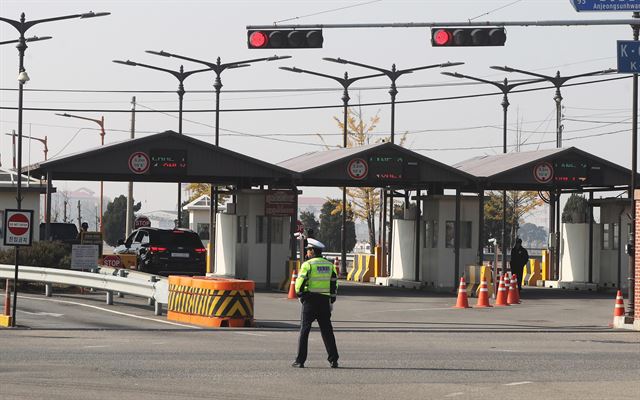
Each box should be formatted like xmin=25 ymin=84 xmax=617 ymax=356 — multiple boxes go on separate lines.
xmin=8 ymin=213 xmax=29 ymax=236
xmin=134 ymin=216 xmax=151 ymax=229
xmin=296 ymin=220 xmax=304 ymax=233
xmin=102 ymin=255 xmax=123 ymax=268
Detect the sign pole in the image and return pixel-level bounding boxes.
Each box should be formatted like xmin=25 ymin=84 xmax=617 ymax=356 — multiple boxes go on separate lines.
xmin=628 ymin=12 xmax=639 ymax=319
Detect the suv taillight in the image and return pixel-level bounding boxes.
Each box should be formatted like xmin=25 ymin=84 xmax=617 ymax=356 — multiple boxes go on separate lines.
xmin=194 ymin=248 xmax=207 ymax=253
xmin=149 ymin=246 xmax=168 ymax=252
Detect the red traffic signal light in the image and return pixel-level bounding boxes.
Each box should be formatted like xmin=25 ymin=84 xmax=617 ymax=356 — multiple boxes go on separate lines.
xmin=431 ymin=27 xmax=506 ymax=47
xmin=248 ymin=29 xmax=323 ymax=49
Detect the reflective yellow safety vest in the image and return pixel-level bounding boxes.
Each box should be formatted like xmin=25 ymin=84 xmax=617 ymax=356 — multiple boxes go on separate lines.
xmin=295 ymin=257 xmax=338 ymax=299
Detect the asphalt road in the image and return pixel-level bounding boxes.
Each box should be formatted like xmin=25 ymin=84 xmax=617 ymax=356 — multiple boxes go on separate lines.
xmin=0 ymin=283 xmax=638 ymax=400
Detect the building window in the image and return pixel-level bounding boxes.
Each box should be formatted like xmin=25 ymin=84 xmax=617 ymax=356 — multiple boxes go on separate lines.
xmin=602 ymin=223 xmax=610 ymax=250
xmin=196 ymin=223 xmax=210 ymax=240
xmin=445 ymin=221 xmax=472 ymax=249
xmin=236 ymin=216 xmax=247 ymax=244
xmin=256 ymin=216 xmax=284 ymax=244
xmin=612 ymin=222 xmax=619 ymax=250
xmin=423 ymin=220 xmax=438 ymax=248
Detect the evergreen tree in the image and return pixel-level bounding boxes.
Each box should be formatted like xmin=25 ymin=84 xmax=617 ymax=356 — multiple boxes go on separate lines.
xmin=562 ymin=194 xmax=588 ymax=223
xmin=318 ymin=198 xmax=356 ymax=253
xmin=299 ymin=210 xmax=319 ymax=237
xmin=103 ymin=195 xmax=141 ymax=246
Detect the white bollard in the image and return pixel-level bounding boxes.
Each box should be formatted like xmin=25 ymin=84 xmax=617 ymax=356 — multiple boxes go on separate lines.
xmin=45 ymin=283 xmax=53 ymax=297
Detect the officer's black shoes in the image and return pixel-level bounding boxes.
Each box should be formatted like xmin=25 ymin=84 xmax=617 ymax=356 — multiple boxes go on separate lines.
xmin=330 ymin=361 xmax=339 ymax=368
xmin=291 ymin=362 xmax=304 ymax=368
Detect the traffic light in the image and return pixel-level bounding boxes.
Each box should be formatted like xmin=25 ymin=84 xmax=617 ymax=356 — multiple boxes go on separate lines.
xmin=431 ymin=27 xmax=506 ymax=47
xmin=247 ymin=29 xmax=323 ymax=49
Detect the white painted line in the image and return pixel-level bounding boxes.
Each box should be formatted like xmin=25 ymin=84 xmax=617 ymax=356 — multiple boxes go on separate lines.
xmin=83 ymin=345 xmax=110 ymax=349
xmin=504 ymin=381 xmax=533 ymax=386
xmin=20 ymin=311 xmax=64 ymax=317
xmin=445 ymin=392 xmax=465 ymax=397
xmin=17 ymin=294 xmax=201 ymax=329
xmin=236 ymin=332 xmax=266 ymax=337
xmin=359 ymin=307 xmax=455 ymax=315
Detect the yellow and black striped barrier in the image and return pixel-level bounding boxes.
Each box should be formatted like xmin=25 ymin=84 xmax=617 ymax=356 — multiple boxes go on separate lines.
xmin=167 ymin=276 xmax=255 ymax=328
xmin=347 ymin=254 xmax=375 ymax=282
xmin=279 ymin=260 xmax=300 ymax=291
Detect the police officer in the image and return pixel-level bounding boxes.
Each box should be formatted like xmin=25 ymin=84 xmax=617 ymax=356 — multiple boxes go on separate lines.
xmin=292 ymin=238 xmax=339 ymax=368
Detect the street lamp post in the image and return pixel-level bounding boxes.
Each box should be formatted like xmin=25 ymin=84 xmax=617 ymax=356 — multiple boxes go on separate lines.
xmin=55 ymin=113 xmax=107 ymax=232
xmin=280 ymin=65 xmax=384 ymax=275
xmin=112 ymin=60 xmax=212 ymax=227
xmin=490 ymin=66 xmax=616 ymax=281
xmin=322 ymin=58 xmax=464 ymax=276
xmin=144 ymin=51 xmax=291 ymax=270
xmin=442 ymin=71 xmax=545 ymax=277
xmin=0 ymin=10 xmax=109 ymax=327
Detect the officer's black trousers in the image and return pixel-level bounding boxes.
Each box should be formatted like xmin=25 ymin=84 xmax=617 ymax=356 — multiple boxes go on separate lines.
xmin=295 ymin=294 xmax=339 ymax=364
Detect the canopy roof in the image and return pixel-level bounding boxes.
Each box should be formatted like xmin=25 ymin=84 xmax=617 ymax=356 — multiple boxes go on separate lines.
xmin=279 ymin=142 xmax=473 ymax=188
xmin=454 ymin=147 xmax=635 ymax=191
xmin=24 ymin=131 xmax=294 ymax=187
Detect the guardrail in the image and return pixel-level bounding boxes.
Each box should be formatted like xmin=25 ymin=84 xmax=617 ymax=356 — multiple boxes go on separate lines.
xmin=0 ymin=264 xmax=168 ymax=316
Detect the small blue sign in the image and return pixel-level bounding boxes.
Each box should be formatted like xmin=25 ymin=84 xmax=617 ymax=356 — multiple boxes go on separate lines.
xmin=571 ymin=0 xmax=640 ymax=12
xmin=618 ymin=40 xmax=640 ymax=73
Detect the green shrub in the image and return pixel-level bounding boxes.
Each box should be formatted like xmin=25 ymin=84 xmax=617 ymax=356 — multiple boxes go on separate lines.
xmin=0 ymin=240 xmax=71 ymax=269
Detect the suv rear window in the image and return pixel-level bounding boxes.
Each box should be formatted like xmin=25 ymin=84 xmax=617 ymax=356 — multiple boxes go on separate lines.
xmin=149 ymin=230 xmax=203 ymax=247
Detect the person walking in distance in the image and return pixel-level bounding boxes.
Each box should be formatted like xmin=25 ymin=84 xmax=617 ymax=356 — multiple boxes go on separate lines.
xmin=509 ymin=238 xmax=529 ymax=291
xmin=292 ymin=238 xmax=339 ymax=368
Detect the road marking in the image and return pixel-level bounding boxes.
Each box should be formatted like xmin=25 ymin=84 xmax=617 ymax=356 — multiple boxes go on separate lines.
xmin=20 ymin=311 xmax=64 ymax=317
xmin=359 ymin=307 xmax=454 ymax=315
xmin=83 ymin=345 xmax=109 ymax=349
xmin=445 ymin=393 xmax=464 ymax=397
xmin=504 ymin=381 xmax=533 ymax=386
xmin=16 ymin=294 xmax=201 ymax=329
xmin=236 ymin=332 xmax=266 ymax=337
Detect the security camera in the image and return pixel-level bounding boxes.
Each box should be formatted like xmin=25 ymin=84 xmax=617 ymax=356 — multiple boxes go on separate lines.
xmin=17 ymin=71 xmax=30 ymax=84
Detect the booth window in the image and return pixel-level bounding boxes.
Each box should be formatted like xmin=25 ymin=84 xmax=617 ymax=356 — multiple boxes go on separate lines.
xmin=612 ymin=222 xmax=619 ymax=249
xmin=602 ymin=223 xmax=613 ymax=250
xmin=445 ymin=221 xmax=472 ymax=248
xmin=237 ymin=216 xmax=248 ymax=243
xmin=423 ymin=220 xmax=438 ymax=248
xmin=256 ymin=216 xmax=284 ymax=244
xmin=197 ymin=223 xmax=210 ymax=240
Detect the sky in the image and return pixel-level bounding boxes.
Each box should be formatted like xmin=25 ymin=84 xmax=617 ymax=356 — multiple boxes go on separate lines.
xmin=0 ymin=0 xmax=636 ymax=224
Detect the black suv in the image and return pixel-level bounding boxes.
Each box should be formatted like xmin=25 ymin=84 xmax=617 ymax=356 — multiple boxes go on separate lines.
xmin=114 ymin=227 xmax=207 ymax=276
xmin=39 ymin=222 xmax=79 ymax=244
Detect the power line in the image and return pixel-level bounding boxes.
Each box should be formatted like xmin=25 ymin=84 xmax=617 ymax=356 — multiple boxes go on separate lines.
xmin=0 ymin=76 xmax=630 ymax=114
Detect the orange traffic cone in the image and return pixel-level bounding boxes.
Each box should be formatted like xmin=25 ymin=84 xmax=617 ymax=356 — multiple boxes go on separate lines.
xmin=475 ymin=278 xmax=492 ymax=308
xmin=495 ymin=274 xmax=509 ymax=306
xmin=454 ymin=277 xmax=471 ymax=308
xmin=507 ymin=274 xmax=521 ymax=304
xmin=613 ymin=290 xmax=625 ymax=317
xmin=287 ymin=270 xmax=298 ymax=300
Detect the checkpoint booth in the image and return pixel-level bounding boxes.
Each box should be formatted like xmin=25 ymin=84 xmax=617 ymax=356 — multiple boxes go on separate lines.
xmin=279 ymin=141 xmax=476 ymax=290
xmin=455 ymin=146 xmax=636 ymax=291
xmin=24 ymin=131 xmax=297 ymax=287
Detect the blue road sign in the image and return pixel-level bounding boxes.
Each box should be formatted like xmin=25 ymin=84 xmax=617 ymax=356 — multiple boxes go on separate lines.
xmin=570 ymin=0 xmax=640 ymax=12
xmin=618 ymin=41 xmax=640 ymax=73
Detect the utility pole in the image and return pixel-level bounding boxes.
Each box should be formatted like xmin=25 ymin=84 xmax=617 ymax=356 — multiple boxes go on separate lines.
xmin=77 ymin=200 xmax=81 ymax=229
xmin=126 ymin=96 xmax=136 ymax=237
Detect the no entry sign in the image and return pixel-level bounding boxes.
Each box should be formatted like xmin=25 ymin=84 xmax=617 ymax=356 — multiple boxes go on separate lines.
xmin=4 ymin=209 xmax=34 ymax=246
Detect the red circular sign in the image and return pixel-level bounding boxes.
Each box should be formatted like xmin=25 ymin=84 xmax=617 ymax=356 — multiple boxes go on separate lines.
xmin=128 ymin=152 xmax=150 ymax=174
xmin=296 ymin=220 xmax=304 ymax=233
xmin=102 ymin=255 xmax=123 ymax=268
xmin=7 ymin=213 xmax=29 ymax=236
xmin=347 ymin=158 xmax=368 ymax=180
xmin=134 ymin=216 xmax=151 ymax=229
xmin=533 ymin=162 xmax=553 ymax=183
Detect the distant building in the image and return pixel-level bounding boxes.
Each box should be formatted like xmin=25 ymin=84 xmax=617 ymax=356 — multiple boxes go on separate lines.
xmin=143 ymin=210 xmax=178 ymax=229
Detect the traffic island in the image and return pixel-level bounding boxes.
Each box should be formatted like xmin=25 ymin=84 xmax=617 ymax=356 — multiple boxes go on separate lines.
xmin=167 ymin=276 xmax=255 ymax=328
